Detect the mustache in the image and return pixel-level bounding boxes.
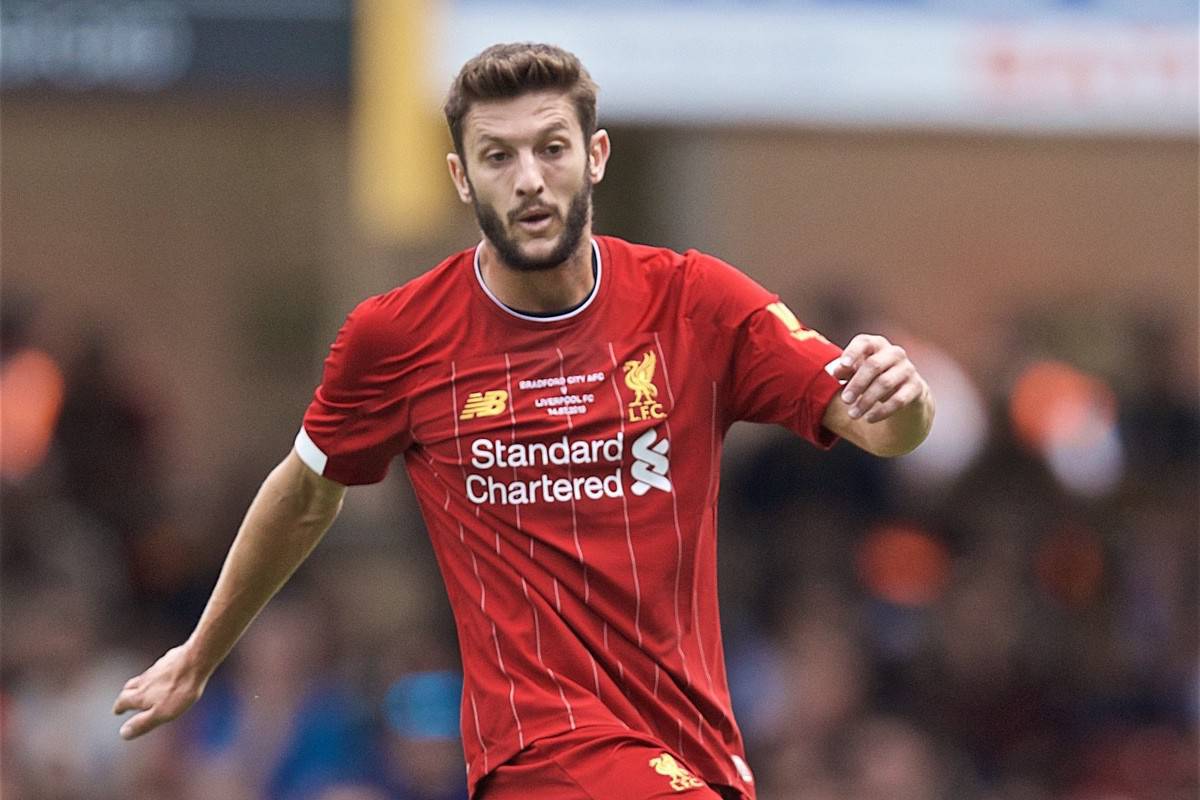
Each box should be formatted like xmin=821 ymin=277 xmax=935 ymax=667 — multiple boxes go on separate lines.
xmin=508 ymin=202 xmax=558 ymax=224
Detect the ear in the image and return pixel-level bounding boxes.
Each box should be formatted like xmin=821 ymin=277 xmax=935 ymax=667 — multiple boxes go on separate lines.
xmin=446 ymin=153 xmax=473 ymax=204
xmin=587 ymin=129 xmax=611 ymax=185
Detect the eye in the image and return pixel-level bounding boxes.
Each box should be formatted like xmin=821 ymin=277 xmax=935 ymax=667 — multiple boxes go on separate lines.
xmin=544 ymin=142 xmax=565 ymax=156
xmin=485 ymin=151 xmax=509 ymax=164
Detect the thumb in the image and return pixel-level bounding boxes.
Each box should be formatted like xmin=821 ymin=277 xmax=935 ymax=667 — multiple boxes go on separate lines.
xmin=120 ymin=708 xmax=160 ymax=740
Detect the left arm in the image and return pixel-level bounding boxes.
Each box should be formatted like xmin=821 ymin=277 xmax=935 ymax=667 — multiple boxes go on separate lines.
xmin=823 ymin=334 xmax=935 ymax=457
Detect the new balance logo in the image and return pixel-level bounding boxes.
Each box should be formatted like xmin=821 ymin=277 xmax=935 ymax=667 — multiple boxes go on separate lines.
xmin=631 ymin=428 xmax=671 ymax=496
xmin=460 ymin=390 xmax=509 ymax=420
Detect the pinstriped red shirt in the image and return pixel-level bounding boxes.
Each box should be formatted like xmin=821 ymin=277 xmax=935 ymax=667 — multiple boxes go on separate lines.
xmin=297 ymin=236 xmax=844 ymax=798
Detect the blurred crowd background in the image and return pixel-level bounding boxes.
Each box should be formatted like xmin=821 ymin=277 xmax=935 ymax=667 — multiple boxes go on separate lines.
xmin=1 ymin=1 xmax=1196 ymax=799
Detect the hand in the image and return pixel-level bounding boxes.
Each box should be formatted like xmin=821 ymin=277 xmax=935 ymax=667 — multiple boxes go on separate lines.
xmin=830 ymin=334 xmax=928 ymax=424
xmin=112 ymin=644 xmax=208 ymax=740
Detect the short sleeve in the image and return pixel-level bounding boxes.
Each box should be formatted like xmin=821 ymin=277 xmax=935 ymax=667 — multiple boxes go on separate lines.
xmin=297 ymin=296 xmax=412 ymax=485
xmin=688 ymin=253 xmax=844 ymax=448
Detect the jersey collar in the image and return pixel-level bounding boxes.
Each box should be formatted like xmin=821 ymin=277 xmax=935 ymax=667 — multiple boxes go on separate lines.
xmin=472 ymin=239 xmax=602 ymax=323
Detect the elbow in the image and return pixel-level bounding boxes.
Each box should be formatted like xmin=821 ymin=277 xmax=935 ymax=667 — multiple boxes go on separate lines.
xmin=267 ymin=454 xmax=347 ymax=527
xmin=295 ymin=484 xmax=345 ymax=528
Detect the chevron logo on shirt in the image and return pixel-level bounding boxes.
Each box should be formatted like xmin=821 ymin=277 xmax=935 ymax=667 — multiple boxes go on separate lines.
xmin=460 ymin=390 xmax=509 ymax=420
xmin=631 ymin=428 xmax=671 ymax=496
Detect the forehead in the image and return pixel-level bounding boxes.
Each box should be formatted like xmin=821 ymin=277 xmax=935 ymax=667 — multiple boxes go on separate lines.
xmin=462 ymin=90 xmax=581 ymax=146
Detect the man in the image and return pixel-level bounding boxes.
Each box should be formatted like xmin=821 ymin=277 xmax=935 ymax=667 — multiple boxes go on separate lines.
xmin=114 ymin=43 xmax=934 ymax=800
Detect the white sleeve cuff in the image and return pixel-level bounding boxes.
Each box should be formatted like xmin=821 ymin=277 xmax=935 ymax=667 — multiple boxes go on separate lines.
xmin=294 ymin=427 xmax=329 ymax=476
xmin=824 ymin=356 xmax=848 ymax=384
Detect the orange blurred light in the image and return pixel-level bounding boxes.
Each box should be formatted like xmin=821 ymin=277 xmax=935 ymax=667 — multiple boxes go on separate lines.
xmin=1009 ymin=360 xmax=1117 ymax=451
xmin=856 ymin=524 xmax=952 ymax=607
xmin=0 ymin=348 xmax=65 ymax=481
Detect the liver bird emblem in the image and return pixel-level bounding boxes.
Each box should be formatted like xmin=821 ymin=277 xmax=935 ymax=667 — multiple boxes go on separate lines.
xmin=623 ymin=351 xmax=658 ymax=406
xmin=648 ymin=753 xmax=705 ymax=791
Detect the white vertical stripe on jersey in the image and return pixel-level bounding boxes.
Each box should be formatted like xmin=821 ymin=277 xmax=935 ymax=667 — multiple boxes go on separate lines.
xmin=693 ymin=382 xmax=719 ymax=693
xmin=450 ymin=361 xmax=465 ymax=470
xmin=418 ymin=453 xmax=459 ymax=536
xmin=470 ymin=551 xmax=486 ymax=613
xmin=554 ymin=348 xmax=590 ymax=605
xmin=502 ymin=354 xmax=523 ymax=533
xmin=470 ymin=692 xmax=488 ymax=773
xmin=491 ymin=621 xmax=525 ymax=749
xmin=650 ymin=333 xmax=693 ymax=691
xmin=600 ymin=620 xmax=628 ymax=692
xmin=605 ymin=342 xmax=644 ymax=649
xmin=522 ymin=576 xmax=577 ymax=730
xmin=451 ymin=361 xmax=525 ymax=752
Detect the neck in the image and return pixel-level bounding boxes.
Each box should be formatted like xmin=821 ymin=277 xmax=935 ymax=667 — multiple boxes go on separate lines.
xmin=478 ymin=234 xmax=595 ymax=314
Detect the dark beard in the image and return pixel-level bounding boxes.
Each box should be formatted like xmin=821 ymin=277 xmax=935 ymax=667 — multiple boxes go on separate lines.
xmin=471 ymin=178 xmax=592 ymax=273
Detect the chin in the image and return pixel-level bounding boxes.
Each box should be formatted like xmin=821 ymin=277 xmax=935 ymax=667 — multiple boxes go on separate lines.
xmin=513 ymin=237 xmax=565 ymax=263
xmin=519 ymin=239 xmax=560 ymax=260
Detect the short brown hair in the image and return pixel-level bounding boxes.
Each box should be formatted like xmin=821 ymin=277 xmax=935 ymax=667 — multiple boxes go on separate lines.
xmin=444 ymin=42 xmax=598 ymax=157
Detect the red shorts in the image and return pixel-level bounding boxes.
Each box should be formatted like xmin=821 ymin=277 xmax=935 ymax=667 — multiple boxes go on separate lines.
xmin=476 ymin=726 xmax=745 ymax=800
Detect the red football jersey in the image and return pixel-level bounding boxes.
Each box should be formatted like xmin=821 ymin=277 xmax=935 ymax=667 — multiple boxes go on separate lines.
xmin=297 ymin=236 xmax=844 ymax=798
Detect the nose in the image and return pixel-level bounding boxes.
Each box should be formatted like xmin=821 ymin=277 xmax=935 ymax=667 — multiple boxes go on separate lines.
xmin=513 ymin=150 xmax=544 ymax=198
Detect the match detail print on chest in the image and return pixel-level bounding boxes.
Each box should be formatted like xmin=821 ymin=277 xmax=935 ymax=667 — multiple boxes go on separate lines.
xmin=452 ymin=338 xmax=675 ymax=434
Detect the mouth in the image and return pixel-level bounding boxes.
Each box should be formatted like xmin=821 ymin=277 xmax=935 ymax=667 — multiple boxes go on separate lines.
xmin=514 ymin=207 xmax=556 ymax=233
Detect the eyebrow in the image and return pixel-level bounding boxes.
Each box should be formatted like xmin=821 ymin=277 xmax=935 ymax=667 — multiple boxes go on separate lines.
xmin=475 ymin=121 xmax=572 ymax=149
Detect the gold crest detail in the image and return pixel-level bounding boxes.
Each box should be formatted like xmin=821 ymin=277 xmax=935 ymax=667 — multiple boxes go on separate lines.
xmin=649 ymin=753 xmax=706 ymax=792
xmin=623 ymin=351 xmax=666 ymax=422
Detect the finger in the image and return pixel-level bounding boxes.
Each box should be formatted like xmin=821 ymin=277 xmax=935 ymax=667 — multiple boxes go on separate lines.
xmin=851 ymin=362 xmax=914 ymax=418
xmin=843 ymin=344 xmax=908 ymax=402
xmin=840 ymin=349 xmax=898 ymax=407
xmin=113 ymin=689 xmax=145 ymax=716
xmin=120 ymin=708 xmax=161 ymax=740
xmin=839 ymin=334 xmax=886 ymax=366
xmin=864 ymin=382 xmax=922 ymax=423
xmin=124 ymin=676 xmax=142 ymax=690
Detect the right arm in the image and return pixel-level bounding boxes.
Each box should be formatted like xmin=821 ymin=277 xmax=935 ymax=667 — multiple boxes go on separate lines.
xmin=112 ymin=448 xmax=346 ymax=739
